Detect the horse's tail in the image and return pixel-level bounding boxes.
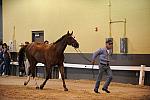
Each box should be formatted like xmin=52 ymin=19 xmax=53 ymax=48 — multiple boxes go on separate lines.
xmin=18 ymin=45 xmax=28 ymax=73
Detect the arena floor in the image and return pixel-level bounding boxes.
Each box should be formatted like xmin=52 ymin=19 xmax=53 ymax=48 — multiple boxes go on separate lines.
xmin=0 ymin=76 xmax=150 ymax=100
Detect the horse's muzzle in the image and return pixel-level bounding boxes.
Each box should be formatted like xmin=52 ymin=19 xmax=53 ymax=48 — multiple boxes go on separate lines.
xmin=72 ymin=42 xmax=79 ymax=48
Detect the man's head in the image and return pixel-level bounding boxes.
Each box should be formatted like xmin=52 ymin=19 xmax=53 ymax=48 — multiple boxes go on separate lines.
xmin=106 ymin=40 xmax=113 ymax=49
xmin=2 ymin=43 xmax=7 ymax=48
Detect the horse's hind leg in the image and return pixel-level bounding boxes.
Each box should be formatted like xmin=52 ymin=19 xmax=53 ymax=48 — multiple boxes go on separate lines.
xmin=31 ymin=64 xmax=40 ymax=89
xmin=24 ymin=60 xmax=39 ymax=89
xmin=33 ymin=75 xmax=39 ymax=89
xmin=24 ymin=75 xmax=30 ymax=86
xmin=24 ymin=65 xmax=31 ymax=86
xmin=58 ymin=65 xmax=68 ymax=91
xmin=40 ymin=66 xmax=51 ymax=89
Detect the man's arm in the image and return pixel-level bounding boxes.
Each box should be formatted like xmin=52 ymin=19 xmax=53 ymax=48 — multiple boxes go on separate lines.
xmin=91 ymin=48 xmax=102 ymax=64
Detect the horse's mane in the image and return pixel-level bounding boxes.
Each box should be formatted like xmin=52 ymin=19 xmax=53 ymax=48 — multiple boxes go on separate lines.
xmin=53 ymin=34 xmax=68 ymax=44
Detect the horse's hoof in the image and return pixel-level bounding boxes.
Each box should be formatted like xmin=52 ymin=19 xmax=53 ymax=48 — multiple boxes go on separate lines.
xmin=40 ymin=85 xmax=44 ymax=90
xmin=24 ymin=82 xmax=27 ymax=86
xmin=36 ymin=86 xmax=39 ymax=89
xmin=64 ymin=88 xmax=68 ymax=91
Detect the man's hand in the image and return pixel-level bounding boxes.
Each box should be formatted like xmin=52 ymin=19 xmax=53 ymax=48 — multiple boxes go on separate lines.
xmin=91 ymin=60 xmax=96 ymax=65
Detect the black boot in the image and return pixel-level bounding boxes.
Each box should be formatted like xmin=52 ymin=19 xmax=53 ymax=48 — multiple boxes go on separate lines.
xmin=102 ymin=88 xmax=110 ymax=93
xmin=94 ymin=89 xmax=100 ymax=93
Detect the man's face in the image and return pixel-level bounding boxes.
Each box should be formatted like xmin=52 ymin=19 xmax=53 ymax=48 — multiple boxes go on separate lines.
xmin=106 ymin=42 xmax=113 ymax=49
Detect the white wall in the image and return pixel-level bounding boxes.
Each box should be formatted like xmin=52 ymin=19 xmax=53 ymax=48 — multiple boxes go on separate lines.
xmin=3 ymin=0 xmax=150 ymax=54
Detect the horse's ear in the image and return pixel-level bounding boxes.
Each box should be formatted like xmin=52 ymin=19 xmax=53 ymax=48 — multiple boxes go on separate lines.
xmin=67 ymin=31 xmax=70 ymax=35
xmin=71 ymin=31 xmax=73 ymax=35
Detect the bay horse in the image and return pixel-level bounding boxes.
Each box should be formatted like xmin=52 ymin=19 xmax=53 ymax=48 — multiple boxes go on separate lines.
xmin=18 ymin=31 xmax=79 ymax=91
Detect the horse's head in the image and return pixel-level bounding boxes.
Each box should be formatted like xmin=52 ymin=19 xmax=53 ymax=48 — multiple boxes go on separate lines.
xmin=66 ymin=31 xmax=79 ymax=48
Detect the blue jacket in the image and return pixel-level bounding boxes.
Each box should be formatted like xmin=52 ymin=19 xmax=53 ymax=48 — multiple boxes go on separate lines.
xmin=92 ymin=47 xmax=112 ymax=65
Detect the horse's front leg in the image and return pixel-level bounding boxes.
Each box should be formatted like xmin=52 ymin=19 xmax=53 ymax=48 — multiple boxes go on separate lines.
xmin=24 ymin=75 xmax=30 ymax=86
xmin=58 ymin=65 xmax=68 ymax=91
xmin=40 ymin=67 xmax=51 ymax=89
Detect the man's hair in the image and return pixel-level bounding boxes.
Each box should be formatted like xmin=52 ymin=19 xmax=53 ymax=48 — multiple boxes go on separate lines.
xmin=106 ymin=40 xmax=113 ymax=44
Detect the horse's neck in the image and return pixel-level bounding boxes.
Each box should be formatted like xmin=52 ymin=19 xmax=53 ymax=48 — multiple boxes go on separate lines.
xmin=55 ymin=40 xmax=67 ymax=54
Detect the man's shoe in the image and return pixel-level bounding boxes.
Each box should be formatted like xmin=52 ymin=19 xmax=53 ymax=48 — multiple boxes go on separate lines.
xmin=94 ymin=89 xmax=100 ymax=93
xmin=102 ymin=88 xmax=110 ymax=93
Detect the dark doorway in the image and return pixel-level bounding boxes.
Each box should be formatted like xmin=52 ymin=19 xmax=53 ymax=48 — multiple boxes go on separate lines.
xmin=32 ymin=30 xmax=44 ymax=42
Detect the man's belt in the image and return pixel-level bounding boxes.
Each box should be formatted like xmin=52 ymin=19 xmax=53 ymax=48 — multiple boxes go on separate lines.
xmin=100 ymin=63 xmax=109 ymax=66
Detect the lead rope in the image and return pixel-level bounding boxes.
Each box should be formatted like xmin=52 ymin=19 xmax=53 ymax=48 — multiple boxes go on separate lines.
xmin=74 ymin=48 xmax=95 ymax=79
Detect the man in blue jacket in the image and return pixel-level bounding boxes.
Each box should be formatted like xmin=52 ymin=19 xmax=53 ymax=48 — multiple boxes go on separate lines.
xmin=92 ymin=39 xmax=113 ymax=93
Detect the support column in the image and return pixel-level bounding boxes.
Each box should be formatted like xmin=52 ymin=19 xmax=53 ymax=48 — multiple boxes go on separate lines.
xmin=139 ymin=65 xmax=145 ymax=85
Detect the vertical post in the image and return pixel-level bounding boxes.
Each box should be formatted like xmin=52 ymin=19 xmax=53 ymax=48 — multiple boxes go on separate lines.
xmin=12 ymin=26 xmax=17 ymax=52
xmin=139 ymin=65 xmax=145 ymax=85
xmin=13 ymin=26 xmax=15 ymax=41
xmin=123 ymin=18 xmax=126 ymax=37
xmin=108 ymin=0 xmax=112 ymax=37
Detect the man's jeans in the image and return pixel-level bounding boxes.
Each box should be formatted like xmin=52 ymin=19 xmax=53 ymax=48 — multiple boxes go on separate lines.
xmin=94 ymin=64 xmax=113 ymax=91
